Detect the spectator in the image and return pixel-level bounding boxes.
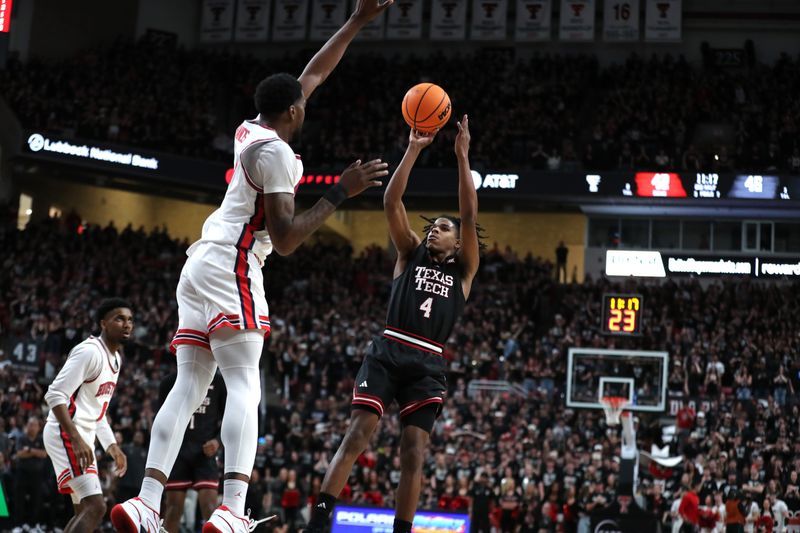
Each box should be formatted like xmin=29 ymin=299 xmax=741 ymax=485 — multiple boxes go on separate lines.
xmin=555 ymin=241 xmax=568 ymax=283
xmin=682 ymin=145 xmax=703 ymax=171
xmin=530 ymin=143 xmax=548 ymax=170
xmin=546 ymin=148 xmax=562 ymax=171
xmin=654 ymin=147 xmax=673 ymax=169
xmin=11 ymin=416 xmax=47 ymax=529
xmin=117 ymin=430 xmax=147 ymax=504
xmin=5 ymin=47 xmax=800 ymax=173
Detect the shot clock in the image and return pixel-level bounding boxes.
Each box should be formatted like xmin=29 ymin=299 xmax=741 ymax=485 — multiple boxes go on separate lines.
xmin=602 ymin=294 xmax=643 ymax=336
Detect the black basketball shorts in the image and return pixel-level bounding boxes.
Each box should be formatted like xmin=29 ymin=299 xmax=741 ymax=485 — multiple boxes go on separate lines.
xmin=351 ymin=336 xmax=447 ymax=432
xmin=165 ymin=448 xmax=219 ymax=492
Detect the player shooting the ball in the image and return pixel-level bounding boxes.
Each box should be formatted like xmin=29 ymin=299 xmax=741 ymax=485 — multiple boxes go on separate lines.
xmin=306 ymin=114 xmax=482 ymax=533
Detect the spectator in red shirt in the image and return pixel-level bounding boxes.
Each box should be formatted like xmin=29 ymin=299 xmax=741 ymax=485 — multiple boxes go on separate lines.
xmin=677 ymin=405 xmax=696 ymax=432
xmin=679 ymin=476 xmax=704 ymax=532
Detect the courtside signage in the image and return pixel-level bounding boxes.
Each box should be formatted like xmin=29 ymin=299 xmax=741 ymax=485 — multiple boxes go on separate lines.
xmin=666 ymin=256 xmax=751 ymax=276
xmin=19 ymin=132 xmax=800 ymax=202
xmin=605 ymin=250 xmax=666 ymax=277
xmin=26 ymin=133 xmax=159 ymax=170
xmin=470 ymin=170 xmax=519 ymax=190
xmin=331 ymin=506 xmax=469 ymax=533
xmin=606 ymin=251 xmax=800 ymax=278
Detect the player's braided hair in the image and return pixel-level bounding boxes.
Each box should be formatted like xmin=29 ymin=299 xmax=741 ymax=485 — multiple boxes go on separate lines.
xmin=421 ymin=215 xmax=487 ymax=252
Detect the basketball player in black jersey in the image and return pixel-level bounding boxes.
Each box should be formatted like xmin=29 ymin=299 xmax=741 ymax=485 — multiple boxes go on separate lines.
xmin=306 ymin=115 xmax=479 ymax=533
xmin=158 ymin=371 xmax=227 ymax=533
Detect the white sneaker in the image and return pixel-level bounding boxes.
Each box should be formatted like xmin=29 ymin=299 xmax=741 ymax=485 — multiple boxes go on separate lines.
xmin=202 ymin=506 xmax=276 ymax=533
xmin=110 ymin=497 xmax=163 ymax=533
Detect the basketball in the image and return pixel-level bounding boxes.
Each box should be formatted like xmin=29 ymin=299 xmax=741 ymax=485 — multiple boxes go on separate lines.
xmin=401 ymin=83 xmax=452 ymax=134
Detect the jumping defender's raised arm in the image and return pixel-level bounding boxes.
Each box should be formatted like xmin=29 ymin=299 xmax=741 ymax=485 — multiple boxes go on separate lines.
xmin=298 ymin=0 xmax=394 ymax=100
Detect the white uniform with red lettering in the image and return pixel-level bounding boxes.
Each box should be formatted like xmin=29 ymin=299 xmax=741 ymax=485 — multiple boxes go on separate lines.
xmin=171 ymin=119 xmax=303 ymax=351
xmin=43 ymin=336 xmax=121 ymax=500
xmin=110 ymin=118 xmax=304 ymax=532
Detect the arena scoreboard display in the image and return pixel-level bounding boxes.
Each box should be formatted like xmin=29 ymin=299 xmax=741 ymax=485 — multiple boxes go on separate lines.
xmin=601 ymin=294 xmax=643 ymax=336
xmin=0 ymin=0 xmax=12 ymax=33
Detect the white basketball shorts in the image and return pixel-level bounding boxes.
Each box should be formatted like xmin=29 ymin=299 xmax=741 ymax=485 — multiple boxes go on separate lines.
xmin=171 ymin=242 xmax=270 ymax=353
xmin=43 ymin=421 xmax=101 ymax=498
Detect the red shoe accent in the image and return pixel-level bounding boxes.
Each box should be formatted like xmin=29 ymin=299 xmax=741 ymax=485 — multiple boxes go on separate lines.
xmin=202 ymin=524 xmax=225 ymax=533
xmin=110 ymin=504 xmax=138 ymax=533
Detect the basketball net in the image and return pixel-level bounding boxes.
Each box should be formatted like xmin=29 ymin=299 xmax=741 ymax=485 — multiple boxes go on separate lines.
xmin=600 ymin=396 xmax=629 ymax=426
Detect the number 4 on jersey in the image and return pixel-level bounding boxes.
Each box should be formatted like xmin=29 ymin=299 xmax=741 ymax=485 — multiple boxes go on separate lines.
xmin=419 ymin=297 xmax=433 ymax=318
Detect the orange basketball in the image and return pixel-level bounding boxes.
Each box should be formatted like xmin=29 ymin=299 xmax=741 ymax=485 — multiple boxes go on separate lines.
xmin=401 ymin=83 xmax=452 ymax=134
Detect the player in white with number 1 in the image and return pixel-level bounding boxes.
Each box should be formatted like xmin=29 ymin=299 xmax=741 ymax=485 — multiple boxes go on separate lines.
xmin=111 ymin=1 xmax=394 ymax=532
xmin=43 ymin=298 xmax=132 ymax=533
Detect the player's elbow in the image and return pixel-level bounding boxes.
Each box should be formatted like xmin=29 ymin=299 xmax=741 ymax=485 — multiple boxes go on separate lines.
xmin=44 ymin=388 xmax=67 ymax=409
xmin=271 ymin=236 xmax=297 ymax=256
xmin=383 ymin=193 xmax=401 ymax=210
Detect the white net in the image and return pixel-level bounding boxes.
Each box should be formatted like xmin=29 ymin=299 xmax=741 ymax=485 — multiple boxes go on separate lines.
xmin=601 ymin=396 xmax=629 ymax=426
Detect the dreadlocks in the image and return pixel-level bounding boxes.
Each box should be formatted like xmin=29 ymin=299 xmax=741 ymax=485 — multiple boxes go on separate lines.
xmin=421 ymin=215 xmax=487 ymax=252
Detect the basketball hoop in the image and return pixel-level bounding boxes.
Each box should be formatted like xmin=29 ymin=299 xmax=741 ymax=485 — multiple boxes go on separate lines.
xmin=601 ymin=396 xmax=629 ymax=426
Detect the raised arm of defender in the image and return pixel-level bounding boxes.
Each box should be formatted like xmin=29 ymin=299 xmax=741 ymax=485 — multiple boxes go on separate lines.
xmin=298 ymin=0 xmax=394 ymax=99
xmin=455 ymin=115 xmax=480 ymax=297
xmin=264 ymin=159 xmax=388 ymax=255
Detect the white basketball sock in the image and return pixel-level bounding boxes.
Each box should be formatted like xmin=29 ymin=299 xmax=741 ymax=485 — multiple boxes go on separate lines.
xmin=138 ymin=476 xmax=165 ymax=511
xmin=222 ymin=478 xmax=249 ymax=516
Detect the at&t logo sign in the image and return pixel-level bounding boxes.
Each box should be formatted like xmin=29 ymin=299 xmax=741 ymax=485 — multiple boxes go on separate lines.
xmin=470 ymin=170 xmax=519 ymax=190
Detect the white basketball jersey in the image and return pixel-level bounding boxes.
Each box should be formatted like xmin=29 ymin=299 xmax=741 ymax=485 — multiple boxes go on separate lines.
xmin=188 ymin=118 xmax=303 ymax=263
xmin=46 ymin=336 xmax=121 ymax=432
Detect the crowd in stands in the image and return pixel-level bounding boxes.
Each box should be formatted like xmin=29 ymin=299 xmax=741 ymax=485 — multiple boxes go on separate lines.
xmin=4 ymin=40 xmax=800 ymax=174
xmin=1 ymin=215 xmax=799 ymax=532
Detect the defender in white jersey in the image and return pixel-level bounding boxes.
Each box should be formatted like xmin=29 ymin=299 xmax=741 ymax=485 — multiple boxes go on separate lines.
xmin=112 ymin=2 xmax=393 ymax=532
xmin=44 ymin=298 xmax=132 ymax=533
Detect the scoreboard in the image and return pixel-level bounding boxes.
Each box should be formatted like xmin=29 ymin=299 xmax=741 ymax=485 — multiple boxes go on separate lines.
xmin=0 ymin=0 xmax=11 ymax=33
xmin=602 ymin=294 xmax=643 ymax=336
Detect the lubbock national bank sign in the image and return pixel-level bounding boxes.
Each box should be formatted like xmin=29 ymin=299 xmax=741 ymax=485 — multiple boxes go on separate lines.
xmin=27 ymin=133 xmax=159 ymax=170
xmin=21 ymin=131 xmax=230 ymax=190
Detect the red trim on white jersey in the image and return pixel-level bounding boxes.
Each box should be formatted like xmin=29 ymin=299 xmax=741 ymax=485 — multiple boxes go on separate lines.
xmin=88 ymin=336 xmax=120 ymax=374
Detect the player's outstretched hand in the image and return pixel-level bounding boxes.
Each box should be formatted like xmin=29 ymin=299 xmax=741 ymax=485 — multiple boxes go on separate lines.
xmin=409 ymin=129 xmax=437 ymax=151
xmin=339 ymin=159 xmax=389 ymax=197
xmin=455 ymin=114 xmax=470 ymax=158
xmin=108 ymin=443 xmax=128 ymax=477
xmin=352 ymin=0 xmax=394 ymax=22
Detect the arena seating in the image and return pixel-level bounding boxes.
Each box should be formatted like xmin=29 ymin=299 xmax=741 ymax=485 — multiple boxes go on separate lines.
xmin=0 ymin=216 xmax=797 ymax=531
xmin=3 ymin=44 xmax=800 ymax=174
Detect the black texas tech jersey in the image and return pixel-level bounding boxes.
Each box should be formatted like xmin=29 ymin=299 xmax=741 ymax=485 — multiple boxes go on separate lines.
xmin=384 ymin=243 xmax=465 ymax=354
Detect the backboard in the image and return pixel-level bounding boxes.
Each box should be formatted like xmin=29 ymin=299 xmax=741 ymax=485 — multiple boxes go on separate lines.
xmin=566 ymin=348 xmax=668 ymax=412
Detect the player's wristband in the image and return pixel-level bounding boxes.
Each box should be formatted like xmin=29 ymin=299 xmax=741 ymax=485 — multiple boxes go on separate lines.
xmin=323 ymin=184 xmax=347 ymax=207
